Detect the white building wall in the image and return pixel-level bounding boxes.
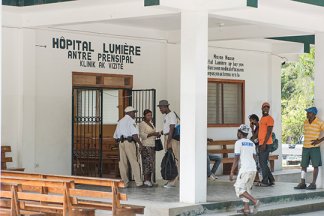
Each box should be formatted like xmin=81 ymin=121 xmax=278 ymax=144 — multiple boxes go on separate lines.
xmin=167 ymin=41 xmax=282 ymax=174
xmin=2 ymin=27 xmax=283 ymax=177
xmin=2 ymin=27 xmax=23 ymax=168
xmin=34 ymin=30 xmax=168 ymax=175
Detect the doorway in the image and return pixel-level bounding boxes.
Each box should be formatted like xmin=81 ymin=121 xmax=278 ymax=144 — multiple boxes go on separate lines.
xmin=71 ymin=72 xmax=156 ymax=178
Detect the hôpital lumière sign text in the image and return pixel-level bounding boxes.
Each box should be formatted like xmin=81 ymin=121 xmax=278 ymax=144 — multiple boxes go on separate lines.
xmin=52 ymin=37 xmax=141 ymax=70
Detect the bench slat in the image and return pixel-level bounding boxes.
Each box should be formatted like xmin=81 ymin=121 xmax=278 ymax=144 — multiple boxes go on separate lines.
xmin=1 ymin=157 xmax=13 ymax=163
xmin=23 ymin=204 xmax=64 ymax=214
xmin=0 ymin=191 xmax=12 ymax=198
xmin=1 ymin=171 xmax=125 ymax=188
xmin=70 ymin=189 xmax=113 ymax=199
xmin=77 ymin=200 xmax=113 ymax=210
xmin=208 ymin=149 xmax=234 ymax=154
xmin=221 ymin=154 xmax=279 ymax=163
xmin=17 ymin=193 xmax=65 ymax=203
xmin=208 ymin=140 xmax=236 ymax=145
xmin=5 ymin=168 xmax=25 ymax=172
xmin=0 ymin=176 xmax=70 ymax=188
xmin=1 ymin=146 xmax=11 ymax=152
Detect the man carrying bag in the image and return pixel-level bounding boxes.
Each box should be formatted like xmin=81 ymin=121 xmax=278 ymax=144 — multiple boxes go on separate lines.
xmin=157 ymin=100 xmax=180 ymax=188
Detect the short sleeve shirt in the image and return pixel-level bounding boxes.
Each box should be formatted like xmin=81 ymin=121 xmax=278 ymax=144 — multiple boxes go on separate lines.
xmin=234 ymin=138 xmax=257 ymax=173
xmin=258 ymin=115 xmax=274 ymax=145
xmin=113 ymin=115 xmax=138 ymax=139
xmin=163 ymin=112 xmax=177 ymax=134
xmin=304 ymin=117 xmax=324 ymax=148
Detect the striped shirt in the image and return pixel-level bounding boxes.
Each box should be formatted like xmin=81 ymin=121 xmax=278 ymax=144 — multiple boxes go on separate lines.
xmin=304 ymin=117 xmax=324 ymax=148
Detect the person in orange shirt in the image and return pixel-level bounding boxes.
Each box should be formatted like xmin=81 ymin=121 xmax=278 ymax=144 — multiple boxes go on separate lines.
xmin=257 ymin=102 xmax=275 ymax=187
xmin=294 ymin=107 xmax=324 ymax=190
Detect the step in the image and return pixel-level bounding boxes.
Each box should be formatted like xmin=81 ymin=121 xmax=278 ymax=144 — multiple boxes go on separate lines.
xmin=202 ymin=190 xmax=324 ymax=212
xmin=203 ymin=197 xmax=324 ymax=216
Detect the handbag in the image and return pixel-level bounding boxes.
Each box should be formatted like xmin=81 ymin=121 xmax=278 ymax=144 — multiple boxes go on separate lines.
xmin=172 ymin=112 xmax=180 ymax=141
xmin=155 ymin=138 xmax=163 ymax=151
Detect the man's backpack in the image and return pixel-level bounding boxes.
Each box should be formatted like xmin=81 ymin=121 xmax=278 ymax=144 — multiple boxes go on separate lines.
xmin=172 ymin=112 xmax=180 ymax=141
xmin=270 ymin=132 xmax=279 ymax=153
xmin=161 ymin=149 xmax=178 ymax=180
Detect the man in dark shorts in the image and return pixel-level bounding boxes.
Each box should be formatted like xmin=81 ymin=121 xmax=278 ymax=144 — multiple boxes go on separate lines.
xmin=294 ymin=107 xmax=324 ymax=190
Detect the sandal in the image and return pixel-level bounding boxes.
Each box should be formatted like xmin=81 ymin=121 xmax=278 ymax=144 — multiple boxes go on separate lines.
xmin=253 ymin=200 xmax=260 ymax=213
xmin=255 ymin=182 xmax=269 ymax=187
xmin=237 ymin=209 xmax=252 ymax=215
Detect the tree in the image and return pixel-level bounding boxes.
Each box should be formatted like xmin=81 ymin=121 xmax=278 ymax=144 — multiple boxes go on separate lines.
xmin=281 ymin=48 xmax=314 ymax=143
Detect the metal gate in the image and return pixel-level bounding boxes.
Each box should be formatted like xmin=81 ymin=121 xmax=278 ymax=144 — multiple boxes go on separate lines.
xmin=130 ymin=89 xmax=157 ymax=182
xmin=72 ymin=88 xmax=156 ymax=178
xmin=72 ymin=88 xmax=103 ymax=177
xmin=130 ymin=89 xmax=156 ymax=124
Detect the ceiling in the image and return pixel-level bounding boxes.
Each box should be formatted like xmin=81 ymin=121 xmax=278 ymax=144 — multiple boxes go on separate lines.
xmin=103 ymin=14 xmax=247 ymax=31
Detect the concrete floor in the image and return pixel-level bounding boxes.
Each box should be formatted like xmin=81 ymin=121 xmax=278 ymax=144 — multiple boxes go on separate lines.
xmin=97 ymin=178 xmax=323 ymax=215
xmin=291 ymin=211 xmax=324 ymax=216
xmin=122 ymin=179 xmax=323 ymax=205
xmin=95 ymin=171 xmax=324 ymax=215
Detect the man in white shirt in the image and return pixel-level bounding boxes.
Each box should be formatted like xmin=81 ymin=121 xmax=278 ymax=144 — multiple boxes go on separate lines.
xmin=114 ymin=106 xmax=143 ymax=187
xmin=230 ymin=124 xmax=260 ymax=214
xmin=158 ymin=100 xmax=180 ymax=188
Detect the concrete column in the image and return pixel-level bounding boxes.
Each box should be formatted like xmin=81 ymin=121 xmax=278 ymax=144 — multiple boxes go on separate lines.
xmin=180 ymin=10 xmax=208 ymax=203
xmin=0 ymin=15 xmax=2 ymax=154
xmin=315 ymin=32 xmax=324 ymax=188
xmin=270 ymin=56 xmax=282 ymax=171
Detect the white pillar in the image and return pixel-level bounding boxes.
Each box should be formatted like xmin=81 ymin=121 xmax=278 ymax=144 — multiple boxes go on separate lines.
xmin=270 ymin=56 xmax=282 ymax=171
xmin=315 ymin=32 xmax=324 ymax=188
xmin=180 ymin=10 xmax=208 ymax=203
xmin=0 ymin=14 xmax=2 ymax=155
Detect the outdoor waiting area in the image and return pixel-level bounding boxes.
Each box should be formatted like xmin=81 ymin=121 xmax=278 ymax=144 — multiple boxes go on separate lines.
xmin=1 ymin=0 xmax=324 ymax=215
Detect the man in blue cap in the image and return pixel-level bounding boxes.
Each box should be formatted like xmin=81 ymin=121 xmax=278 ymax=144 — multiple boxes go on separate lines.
xmin=294 ymin=107 xmax=324 ymax=190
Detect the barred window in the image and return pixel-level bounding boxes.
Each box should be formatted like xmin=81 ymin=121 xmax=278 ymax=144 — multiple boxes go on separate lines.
xmin=208 ymin=79 xmax=244 ymax=127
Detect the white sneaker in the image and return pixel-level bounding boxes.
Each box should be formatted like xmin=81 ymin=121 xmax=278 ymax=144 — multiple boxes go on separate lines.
xmin=144 ymin=181 xmax=153 ymax=187
xmin=163 ymin=183 xmax=176 ymax=188
xmin=209 ymin=173 xmax=218 ymax=180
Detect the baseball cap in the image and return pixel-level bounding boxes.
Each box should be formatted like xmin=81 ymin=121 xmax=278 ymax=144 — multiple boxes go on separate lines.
xmin=262 ymin=102 xmax=270 ymax=108
xmin=157 ymin=100 xmax=170 ymax=107
xmin=124 ymin=106 xmax=137 ymax=113
xmin=305 ymin=107 xmax=317 ymax=115
xmin=238 ymin=124 xmax=250 ymax=134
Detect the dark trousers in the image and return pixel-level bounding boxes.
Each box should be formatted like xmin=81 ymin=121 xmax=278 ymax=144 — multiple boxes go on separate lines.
xmin=259 ymin=144 xmax=275 ymax=184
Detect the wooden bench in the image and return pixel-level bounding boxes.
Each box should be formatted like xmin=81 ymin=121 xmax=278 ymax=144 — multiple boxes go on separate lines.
xmin=208 ymin=140 xmax=279 ymax=174
xmin=0 ymin=183 xmax=46 ymax=216
xmin=1 ymin=170 xmax=145 ymax=216
xmin=1 ymin=146 xmax=25 ymax=171
xmin=0 ymin=176 xmax=94 ymax=216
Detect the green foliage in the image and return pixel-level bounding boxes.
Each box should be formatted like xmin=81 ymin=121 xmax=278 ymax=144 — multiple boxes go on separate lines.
xmin=281 ymin=48 xmax=314 ymax=143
